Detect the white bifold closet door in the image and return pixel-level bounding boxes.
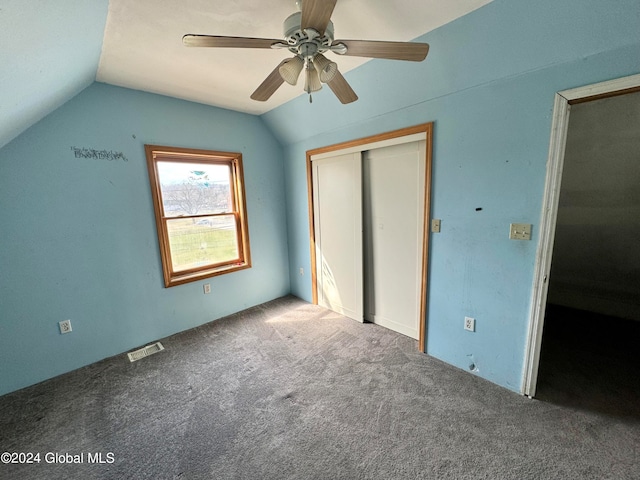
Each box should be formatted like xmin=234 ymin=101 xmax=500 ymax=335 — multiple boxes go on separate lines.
xmin=312 ymin=152 xmax=364 ymax=322
xmin=312 ymin=139 xmax=425 ymax=339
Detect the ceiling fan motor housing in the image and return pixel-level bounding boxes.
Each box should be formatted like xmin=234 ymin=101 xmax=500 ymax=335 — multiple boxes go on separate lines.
xmin=283 ymin=12 xmax=334 ymax=58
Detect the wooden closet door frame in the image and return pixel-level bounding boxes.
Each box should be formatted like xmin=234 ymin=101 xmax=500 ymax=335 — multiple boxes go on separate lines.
xmin=306 ymin=123 xmax=434 ymax=352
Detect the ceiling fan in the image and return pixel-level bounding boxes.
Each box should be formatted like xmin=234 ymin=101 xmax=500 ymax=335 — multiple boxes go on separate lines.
xmin=182 ymin=0 xmax=430 ymax=104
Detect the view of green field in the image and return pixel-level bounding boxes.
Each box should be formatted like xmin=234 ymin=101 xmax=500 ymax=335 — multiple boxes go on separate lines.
xmin=167 ymin=217 xmax=238 ymax=272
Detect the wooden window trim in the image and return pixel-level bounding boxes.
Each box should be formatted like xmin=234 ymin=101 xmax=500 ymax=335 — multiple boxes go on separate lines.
xmin=145 ymin=145 xmax=251 ymax=287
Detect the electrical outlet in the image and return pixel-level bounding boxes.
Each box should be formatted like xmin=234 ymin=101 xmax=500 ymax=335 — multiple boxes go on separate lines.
xmin=203 ymin=284 xmax=211 ymax=294
xmin=59 ymin=320 xmax=72 ymax=334
xmin=299 ymin=267 xmax=304 ymax=276
xmin=464 ymin=317 xmax=475 ymax=332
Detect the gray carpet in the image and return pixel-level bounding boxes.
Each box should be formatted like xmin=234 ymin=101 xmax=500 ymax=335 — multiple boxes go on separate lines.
xmin=0 ymin=296 xmax=638 ymax=479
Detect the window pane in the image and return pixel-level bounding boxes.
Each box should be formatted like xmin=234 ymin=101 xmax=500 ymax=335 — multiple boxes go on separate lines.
xmin=157 ymin=162 xmax=231 ymax=217
xmin=167 ymin=215 xmax=239 ymax=272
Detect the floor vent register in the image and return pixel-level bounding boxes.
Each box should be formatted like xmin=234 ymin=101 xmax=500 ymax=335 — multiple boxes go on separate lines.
xmin=127 ymin=342 xmax=165 ymax=362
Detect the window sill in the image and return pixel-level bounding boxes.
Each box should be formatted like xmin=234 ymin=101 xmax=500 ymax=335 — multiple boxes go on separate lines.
xmin=165 ymin=262 xmax=251 ymax=287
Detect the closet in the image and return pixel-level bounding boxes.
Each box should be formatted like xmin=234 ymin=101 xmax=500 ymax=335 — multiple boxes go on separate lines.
xmin=308 ymin=125 xmax=431 ymax=343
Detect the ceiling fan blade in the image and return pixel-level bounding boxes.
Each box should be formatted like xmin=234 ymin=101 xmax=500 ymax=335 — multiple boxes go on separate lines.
xmin=301 ymin=0 xmax=337 ymax=35
xmin=333 ymin=40 xmax=430 ymax=61
xmin=183 ymin=35 xmax=284 ymax=49
xmin=327 ymin=70 xmax=358 ymax=104
xmin=250 ymin=60 xmax=288 ymax=101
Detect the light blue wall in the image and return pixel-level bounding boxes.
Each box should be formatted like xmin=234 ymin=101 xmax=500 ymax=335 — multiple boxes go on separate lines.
xmin=262 ymin=0 xmax=640 ymax=392
xmin=0 ymin=0 xmax=109 ymax=149
xmin=2 ymin=0 xmax=639 ymax=397
xmin=0 ymin=83 xmax=290 ymax=396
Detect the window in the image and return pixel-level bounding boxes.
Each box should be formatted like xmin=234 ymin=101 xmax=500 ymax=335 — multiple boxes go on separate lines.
xmin=145 ymin=145 xmax=251 ymax=287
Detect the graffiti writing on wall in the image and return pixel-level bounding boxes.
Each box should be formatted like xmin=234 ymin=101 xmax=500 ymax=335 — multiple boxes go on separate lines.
xmin=71 ymin=146 xmax=128 ymax=162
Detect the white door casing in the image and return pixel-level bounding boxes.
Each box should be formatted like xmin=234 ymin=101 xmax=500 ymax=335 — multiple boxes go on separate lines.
xmin=523 ymin=73 xmax=640 ymax=397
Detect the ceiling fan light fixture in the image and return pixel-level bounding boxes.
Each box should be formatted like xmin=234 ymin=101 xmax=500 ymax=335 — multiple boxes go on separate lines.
xmin=304 ymin=65 xmax=322 ymax=93
xmin=313 ymin=54 xmax=338 ymax=83
xmin=279 ymin=56 xmax=304 ymax=85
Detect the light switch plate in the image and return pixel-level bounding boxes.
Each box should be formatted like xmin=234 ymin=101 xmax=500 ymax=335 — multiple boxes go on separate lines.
xmin=431 ymin=219 xmax=441 ymax=233
xmin=509 ymin=223 xmax=531 ymax=240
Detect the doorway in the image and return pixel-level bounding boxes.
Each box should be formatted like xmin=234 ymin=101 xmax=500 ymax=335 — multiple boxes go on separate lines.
xmin=307 ymin=123 xmax=433 ymax=351
xmin=523 ymin=73 xmax=640 ymax=397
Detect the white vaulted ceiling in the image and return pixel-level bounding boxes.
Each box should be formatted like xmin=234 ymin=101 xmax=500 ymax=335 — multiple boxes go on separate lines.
xmin=96 ymin=0 xmax=493 ymax=114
